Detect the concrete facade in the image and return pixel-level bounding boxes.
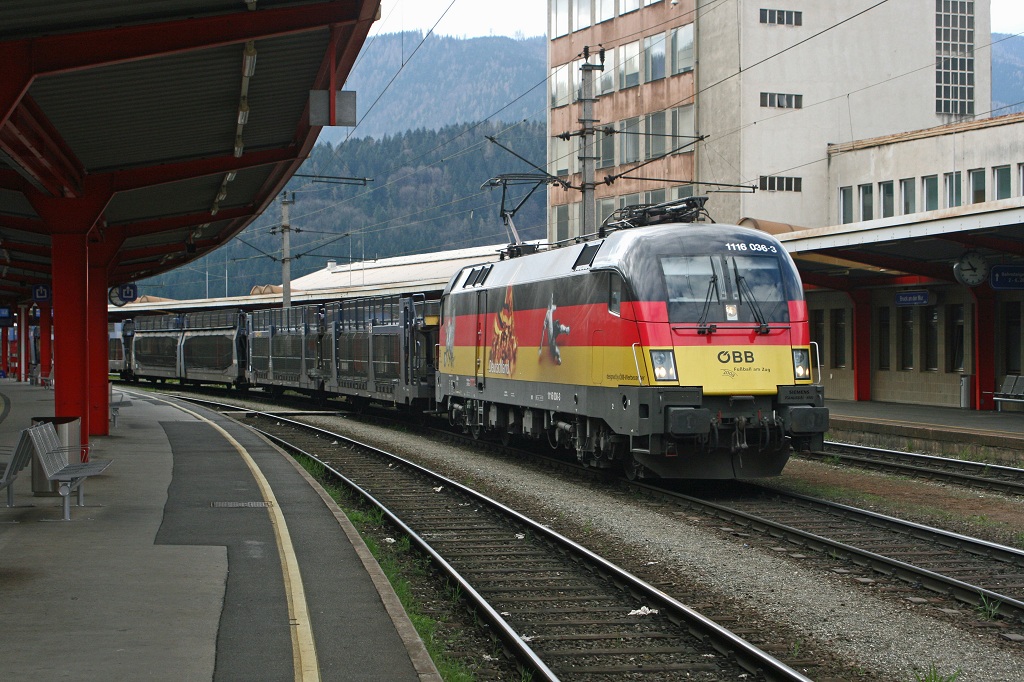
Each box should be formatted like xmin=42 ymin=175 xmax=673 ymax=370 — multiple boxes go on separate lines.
xmin=546 ymin=0 xmax=994 ymax=233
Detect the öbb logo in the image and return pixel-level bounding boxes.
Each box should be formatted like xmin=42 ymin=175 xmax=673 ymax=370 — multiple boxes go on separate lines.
xmin=718 ymin=350 xmax=755 ymax=363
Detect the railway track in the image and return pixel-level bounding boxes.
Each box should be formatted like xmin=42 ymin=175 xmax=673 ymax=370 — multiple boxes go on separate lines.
xmin=800 ymin=442 xmax=1024 ymax=496
xmin=169 ymin=395 xmax=810 ymax=681
xmin=649 ymin=481 xmax=1024 ymax=624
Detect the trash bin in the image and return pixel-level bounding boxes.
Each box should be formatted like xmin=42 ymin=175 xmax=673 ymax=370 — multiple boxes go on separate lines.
xmin=959 ymin=375 xmax=973 ymax=409
xmin=30 ymin=416 xmax=80 ymax=496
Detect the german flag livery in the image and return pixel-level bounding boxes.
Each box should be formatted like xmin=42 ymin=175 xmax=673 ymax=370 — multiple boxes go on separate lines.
xmin=438 ymin=222 xmax=828 ymax=479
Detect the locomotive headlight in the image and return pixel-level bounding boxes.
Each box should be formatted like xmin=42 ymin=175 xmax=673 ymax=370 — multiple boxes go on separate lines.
xmin=792 ymin=348 xmax=811 ymax=380
xmin=650 ymin=350 xmax=677 ymax=381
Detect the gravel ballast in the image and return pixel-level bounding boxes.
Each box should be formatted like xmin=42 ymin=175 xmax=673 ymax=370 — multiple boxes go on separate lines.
xmin=295 ymin=412 xmax=1024 ymax=682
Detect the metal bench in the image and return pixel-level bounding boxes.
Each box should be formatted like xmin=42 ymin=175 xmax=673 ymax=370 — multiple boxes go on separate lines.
xmin=994 ymin=375 xmax=1024 ymax=412
xmin=0 ymin=428 xmax=36 ymax=507
xmin=26 ymin=423 xmax=111 ymax=521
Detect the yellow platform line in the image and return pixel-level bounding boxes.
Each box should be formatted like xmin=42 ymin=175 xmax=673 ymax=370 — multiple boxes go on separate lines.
xmin=148 ymin=394 xmax=320 ymax=681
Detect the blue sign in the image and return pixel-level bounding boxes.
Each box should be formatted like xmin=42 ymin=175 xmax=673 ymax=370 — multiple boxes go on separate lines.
xmin=990 ymin=265 xmax=1024 ymax=291
xmin=118 ymin=283 xmax=139 ymax=303
xmin=32 ymin=284 xmax=51 ymax=302
xmin=895 ymin=290 xmax=933 ymax=306
xmin=0 ymin=307 xmax=11 ymax=327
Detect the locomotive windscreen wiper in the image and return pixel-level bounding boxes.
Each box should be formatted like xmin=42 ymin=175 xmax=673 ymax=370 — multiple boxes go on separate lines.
xmin=697 ymin=273 xmax=719 ymax=335
xmin=732 ymin=262 xmax=770 ymax=334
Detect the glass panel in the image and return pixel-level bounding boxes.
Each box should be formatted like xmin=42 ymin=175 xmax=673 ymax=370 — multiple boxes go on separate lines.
xmin=672 ymin=24 xmax=694 ymax=74
xmin=662 ymin=255 xmax=790 ymax=324
xmin=994 ymin=166 xmax=1011 ymax=200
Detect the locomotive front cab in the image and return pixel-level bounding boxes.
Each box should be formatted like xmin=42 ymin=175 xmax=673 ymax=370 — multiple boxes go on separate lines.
xmin=603 ymin=224 xmax=828 ymax=477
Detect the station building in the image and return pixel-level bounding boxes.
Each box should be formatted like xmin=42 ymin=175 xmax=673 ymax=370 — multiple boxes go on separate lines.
xmin=545 ymin=0 xmax=1024 ymax=411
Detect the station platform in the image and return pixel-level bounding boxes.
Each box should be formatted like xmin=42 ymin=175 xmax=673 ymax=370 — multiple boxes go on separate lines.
xmin=0 ymin=380 xmax=440 ymax=681
xmin=827 ymin=398 xmax=1024 ymax=464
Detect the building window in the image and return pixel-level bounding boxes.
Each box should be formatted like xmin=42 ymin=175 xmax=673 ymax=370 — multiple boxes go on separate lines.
xmin=810 ymin=309 xmax=825 ymax=374
xmin=1005 ymin=302 xmax=1022 ymax=375
xmin=859 ymin=183 xmax=873 ymax=220
xmin=840 ymin=186 xmax=854 ymax=224
xmin=672 ymin=184 xmax=694 ymax=200
xmin=619 ymin=41 xmax=640 ymax=89
xmin=575 ymin=0 xmax=592 ymax=31
xmin=947 ymin=304 xmax=964 ymax=373
xmin=900 ymin=178 xmax=916 ymax=214
xmin=994 ymin=165 xmax=1012 ymax=200
xmin=598 ymin=49 xmax=616 ymax=95
xmin=645 ymin=188 xmax=667 ymax=204
xmin=553 ymin=204 xmax=570 ymax=242
xmin=900 ymin=306 xmax=915 ymax=370
xmin=759 ymin=92 xmax=803 ymax=108
xmin=969 ymin=168 xmax=985 ymax=203
xmin=831 ymin=308 xmax=847 ymax=368
xmin=620 ymin=0 xmax=640 ymax=15
xmin=923 ymin=175 xmax=939 ymax=210
xmin=645 ymin=111 xmax=667 ymax=160
xmin=551 ymin=135 xmax=571 ymax=176
xmin=878 ymin=307 xmax=891 ymax=371
xmin=551 ymin=64 xmax=570 ymax=108
xmin=672 ymin=105 xmax=695 ymax=153
xmin=944 ymin=171 xmax=962 ymax=207
xmin=644 ymin=34 xmax=666 ymax=82
xmin=671 ymin=24 xmax=694 ymax=74
xmin=880 ymin=180 xmax=895 ymax=218
xmin=620 ymin=192 xmax=640 ymax=208
xmin=620 ymin=117 xmax=640 ymax=163
xmin=922 ymin=305 xmax=939 ymax=371
xmin=552 ymin=0 xmax=570 ymax=38
xmin=759 ymin=175 xmax=802 ymax=192
xmin=760 ymin=8 xmax=802 ymax=25
xmin=570 ymin=57 xmax=584 ymax=102
xmin=597 ymin=127 xmax=615 ymax=169
xmin=595 ymin=0 xmax=614 ymax=23
xmin=934 ymin=1 xmax=975 ymax=115
xmin=598 ymin=197 xmax=616 ymax=225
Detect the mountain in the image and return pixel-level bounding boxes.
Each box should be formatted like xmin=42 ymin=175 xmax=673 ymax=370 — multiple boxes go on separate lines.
xmin=138 ymin=120 xmax=548 ymax=300
xmin=320 ymin=32 xmax=547 ymax=143
xmin=992 ymin=33 xmax=1024 ymax=115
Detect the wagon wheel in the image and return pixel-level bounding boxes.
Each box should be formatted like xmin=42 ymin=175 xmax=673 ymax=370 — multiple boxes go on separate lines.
xmin=468 ymin=423 xmax=483 ymax=440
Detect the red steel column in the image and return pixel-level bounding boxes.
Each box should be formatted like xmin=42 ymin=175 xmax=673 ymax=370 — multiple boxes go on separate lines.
xmin=39 ymin=302 xmax=52 ymax=380
xmin=52 ymin=233 xmax=91 ymax=454
xmin=849 ymin=290 xmax=873 ymax=401
xmin=1 ymin=325 xmax=8 ymax=375
xmin=88 ymin=262 xmax=109 ymax=436
xmin=972 ymin=287 xmax=996 ymax=411
xmin=18 ymin=305 xmax=29 ymax=382
xmin=87 ymin=233 xmax=124 ymax=438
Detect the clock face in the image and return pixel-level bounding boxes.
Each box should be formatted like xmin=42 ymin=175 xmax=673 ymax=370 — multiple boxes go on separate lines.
xmin=953 ymin=252 xmax=989 ymax=286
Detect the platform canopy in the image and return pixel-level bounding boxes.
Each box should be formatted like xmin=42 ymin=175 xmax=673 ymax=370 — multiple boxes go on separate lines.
xmin=0 ymin=0 xmax=379 ymax=306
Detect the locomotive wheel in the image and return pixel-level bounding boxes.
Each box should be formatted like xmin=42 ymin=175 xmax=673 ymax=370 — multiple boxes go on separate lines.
xmin=499 ymin=429 xmax=512 ymax=447
xmin=468 ymin=423 xmax=482 ymax=440
xmin=623 ymin=453 xmax=645 ymax=481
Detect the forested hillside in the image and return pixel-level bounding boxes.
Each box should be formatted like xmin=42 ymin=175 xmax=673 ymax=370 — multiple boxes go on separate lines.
xmin=321 ymin=32 xmax=547 ymax=143
xmin=139 ymin=120 xmax=547 ymax=299
xmin=992 ymin=33 xmax=1024 ymax=115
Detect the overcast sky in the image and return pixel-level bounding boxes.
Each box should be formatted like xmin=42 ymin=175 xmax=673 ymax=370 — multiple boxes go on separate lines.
xmin=370 ymin=0 xmax=1024 ymax=39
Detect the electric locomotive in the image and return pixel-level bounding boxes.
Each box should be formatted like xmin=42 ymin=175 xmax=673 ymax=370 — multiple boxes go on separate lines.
xmin=437 ymin=198 xmax=828 ymax=479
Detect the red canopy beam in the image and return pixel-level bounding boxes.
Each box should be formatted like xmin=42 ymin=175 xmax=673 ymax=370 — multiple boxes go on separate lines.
xmin=12 ymin=4 xmax=363 ymax=79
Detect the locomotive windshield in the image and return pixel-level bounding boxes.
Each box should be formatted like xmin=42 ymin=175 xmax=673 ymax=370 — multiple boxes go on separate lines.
xmin=662 ymin=254 xmax=790 ymax=325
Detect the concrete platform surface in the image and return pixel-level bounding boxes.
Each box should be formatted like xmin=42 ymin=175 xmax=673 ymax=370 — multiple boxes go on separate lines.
xmin=0 ymin=380 xmax=440 ymax=681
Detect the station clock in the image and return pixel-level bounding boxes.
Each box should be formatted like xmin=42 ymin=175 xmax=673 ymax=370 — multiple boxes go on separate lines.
xmin=952 ymin=251 xmax=989 ymax=287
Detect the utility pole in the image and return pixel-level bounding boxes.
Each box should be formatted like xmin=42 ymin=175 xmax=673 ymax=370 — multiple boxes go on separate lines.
xmin=579 ymin=46 xmax=604 ymax=238
xmin=280 ymin=191 xmax=294 ymax=308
